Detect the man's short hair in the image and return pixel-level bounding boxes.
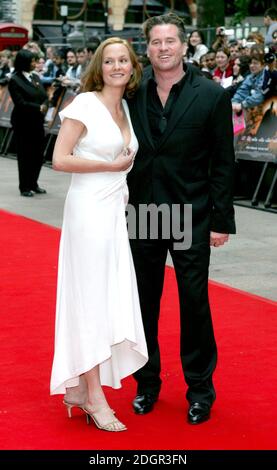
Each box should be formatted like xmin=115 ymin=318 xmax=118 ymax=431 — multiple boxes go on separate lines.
xmin=143 ymin=13 xmax=186 ymax=44
xmin=264 ymin=8 xmax=277 ymax=20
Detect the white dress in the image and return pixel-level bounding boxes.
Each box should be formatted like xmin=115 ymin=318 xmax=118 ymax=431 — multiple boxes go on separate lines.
xmin=50 ymin=92 xmax=148 ymax=395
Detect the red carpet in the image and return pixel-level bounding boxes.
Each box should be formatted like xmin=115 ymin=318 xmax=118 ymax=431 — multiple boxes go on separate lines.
xmin=0 ymin=209 xmax=277 ymax=450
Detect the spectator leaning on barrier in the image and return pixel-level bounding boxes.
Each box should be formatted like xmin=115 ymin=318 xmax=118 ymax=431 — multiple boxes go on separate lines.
xmin=213 ymin=47 xmax=233 ymax=87
xmin=226 ymin=55 xmax=251 ymax=98
xmin=232 ymin=52 xmax=265 ymax=112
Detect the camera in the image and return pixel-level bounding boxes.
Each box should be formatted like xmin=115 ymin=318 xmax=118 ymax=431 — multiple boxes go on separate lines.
xmin=218 ymin=27 xmax=225 ymax=36
xmin=264 ymin=52 xmax=276 ymax=63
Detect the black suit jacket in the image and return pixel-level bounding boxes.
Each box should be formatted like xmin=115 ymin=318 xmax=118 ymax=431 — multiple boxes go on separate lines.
xmin=8 ymin=72 xmax=48 ymax=130
xmin=127 ymin=64 xmax=236 ymax=236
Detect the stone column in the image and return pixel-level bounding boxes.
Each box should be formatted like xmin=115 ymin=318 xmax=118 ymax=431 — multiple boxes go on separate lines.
xmin=15 ymin=0 xmax=37 ymax=37
xmin=108 ymin=0 xmax=129 ymax=31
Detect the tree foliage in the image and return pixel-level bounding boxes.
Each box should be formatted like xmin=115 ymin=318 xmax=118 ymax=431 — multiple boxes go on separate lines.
xmin=196 ymin=0 xmax=225 ymax=28
xmin=231 ymin=0 xmax=251 ymax=25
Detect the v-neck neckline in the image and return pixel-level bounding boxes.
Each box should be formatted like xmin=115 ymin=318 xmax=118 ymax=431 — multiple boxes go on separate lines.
xmin=91 ymin=92 xmax=132 ymax=148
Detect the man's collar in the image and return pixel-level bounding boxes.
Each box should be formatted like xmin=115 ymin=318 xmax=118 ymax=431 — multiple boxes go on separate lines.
xmin=148 ymin=62 xmax=189 ymax=91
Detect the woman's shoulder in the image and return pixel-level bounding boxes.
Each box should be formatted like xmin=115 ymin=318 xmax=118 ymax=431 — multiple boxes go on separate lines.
xmin=70 ymin=91 xmax=96 ymax=108
xmin=72 ymin=91 xmax=90 ymax=101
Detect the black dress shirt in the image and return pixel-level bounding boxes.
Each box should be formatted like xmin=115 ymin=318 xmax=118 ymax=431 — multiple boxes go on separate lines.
xmin=147 ymin=71 xmax=187 ymax=147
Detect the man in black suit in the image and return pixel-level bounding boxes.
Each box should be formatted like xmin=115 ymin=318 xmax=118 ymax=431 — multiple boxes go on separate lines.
xmin=127 ymin=13 xmax=236 ymax=424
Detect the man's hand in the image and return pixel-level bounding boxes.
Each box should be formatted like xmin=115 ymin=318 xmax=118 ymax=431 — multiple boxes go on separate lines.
xmin=210 ymin=232 xmax=229 ymax=247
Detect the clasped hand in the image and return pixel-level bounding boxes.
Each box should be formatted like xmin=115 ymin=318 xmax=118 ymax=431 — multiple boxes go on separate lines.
xmin=111 ymin=148 xmax=135 ymax=172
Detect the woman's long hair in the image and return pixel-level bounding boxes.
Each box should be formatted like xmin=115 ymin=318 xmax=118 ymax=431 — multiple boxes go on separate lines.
xmin=81 ymin=37 xmax=141 ymax=98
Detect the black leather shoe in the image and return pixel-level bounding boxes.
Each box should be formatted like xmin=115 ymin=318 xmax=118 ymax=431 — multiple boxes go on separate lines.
xmin=21 ymin=191 xmax=33 ymax=197
xmin=132 ymin=393 xmax=158 ymax=415
xmin=188 ymin=402 xmax=211 ymax=425
xmin=32 ymin=187 xmax=47 ymax=194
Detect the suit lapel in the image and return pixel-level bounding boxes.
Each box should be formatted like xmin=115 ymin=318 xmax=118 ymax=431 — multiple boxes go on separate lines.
xmin=136 ymin=78 xmax=155 ymax=150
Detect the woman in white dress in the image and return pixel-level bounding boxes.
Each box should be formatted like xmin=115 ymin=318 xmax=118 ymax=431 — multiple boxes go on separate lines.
xmin=50 ymin=38 xmax=148 ymax=432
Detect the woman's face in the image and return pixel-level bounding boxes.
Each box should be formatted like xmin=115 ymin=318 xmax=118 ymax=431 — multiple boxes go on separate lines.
xmin=189 ymin=31 xmax=202 ymax=47
xmin=215 ymin=51 xmax=229 ymax=69
xmin=233 ymin=58 xmax=241 ymax=76
xmin=102 ymin=43 xmax=133 ymax=89
xmin=35 ymin=57 xmax=45 ymax=72
xmin=30 ymin=57 xmax=37 ymax=71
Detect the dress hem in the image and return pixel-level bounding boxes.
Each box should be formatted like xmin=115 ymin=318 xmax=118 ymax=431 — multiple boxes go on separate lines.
xmin=50 ymin=337 xmax=148 ymax=395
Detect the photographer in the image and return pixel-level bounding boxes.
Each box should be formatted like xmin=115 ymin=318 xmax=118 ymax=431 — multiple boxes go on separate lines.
xmin=212 ymin=26 xmax=228 ymax=52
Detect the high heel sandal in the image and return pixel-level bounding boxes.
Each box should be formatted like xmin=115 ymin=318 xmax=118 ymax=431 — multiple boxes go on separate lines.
xmin=84 ymin=406 xmax=127 ymax=432
xmin=63 ymin=399 xmax=115 ymax=419
xmin=63 ymin=399 xmax=85 ymax=418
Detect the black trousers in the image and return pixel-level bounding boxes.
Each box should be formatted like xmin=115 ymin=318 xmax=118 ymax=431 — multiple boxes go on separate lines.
xmin=130 ymin=237 xmax=217 ymax=406
xmin=14 ymin=123 xmax=45 ymax=193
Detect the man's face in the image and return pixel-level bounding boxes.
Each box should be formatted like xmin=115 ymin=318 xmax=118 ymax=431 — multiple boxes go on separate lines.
xmin=77 ymin=52 xmax=86 ymax=65
xmin=205 ymin=53 xmax=216 ymax=70
xmin=264 ymin=15 xmax=270 ymax=26
xmin=147 ymin=24 xmax=184 ymax=73
xmin=67 ymin=52 xmax=76 ymax=66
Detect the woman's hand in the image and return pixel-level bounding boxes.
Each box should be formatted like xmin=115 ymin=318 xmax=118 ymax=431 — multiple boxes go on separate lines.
xmin=232 ymin=102 xmax=242 ymax=114
xmin=110 ymin=148 xmax=135 ymax=172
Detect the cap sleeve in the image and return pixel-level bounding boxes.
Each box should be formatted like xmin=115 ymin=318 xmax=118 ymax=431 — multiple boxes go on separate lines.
xmin=59 ymin=92 xmax=89 ymax=128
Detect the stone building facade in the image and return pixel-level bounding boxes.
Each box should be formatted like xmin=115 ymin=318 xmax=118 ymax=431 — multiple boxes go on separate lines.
xmin=2 ymin=0 xmax=131 ymax=37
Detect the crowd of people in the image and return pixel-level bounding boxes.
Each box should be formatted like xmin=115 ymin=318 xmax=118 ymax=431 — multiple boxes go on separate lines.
xmin=183 ymin=8 xmax=277 ymax=111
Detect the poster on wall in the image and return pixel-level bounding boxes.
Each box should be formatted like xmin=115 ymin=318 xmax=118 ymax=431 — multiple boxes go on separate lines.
xmin=235 ymin=97 xmax=277 ymax=163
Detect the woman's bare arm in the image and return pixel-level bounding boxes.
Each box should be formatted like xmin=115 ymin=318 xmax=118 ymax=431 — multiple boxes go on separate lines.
xmin=52 ymin=118 xmax=134 ymax=173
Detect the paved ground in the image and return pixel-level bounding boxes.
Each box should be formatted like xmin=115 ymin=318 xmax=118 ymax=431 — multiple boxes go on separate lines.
xmin=1 ymin=155 xmax=277 ymax=301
